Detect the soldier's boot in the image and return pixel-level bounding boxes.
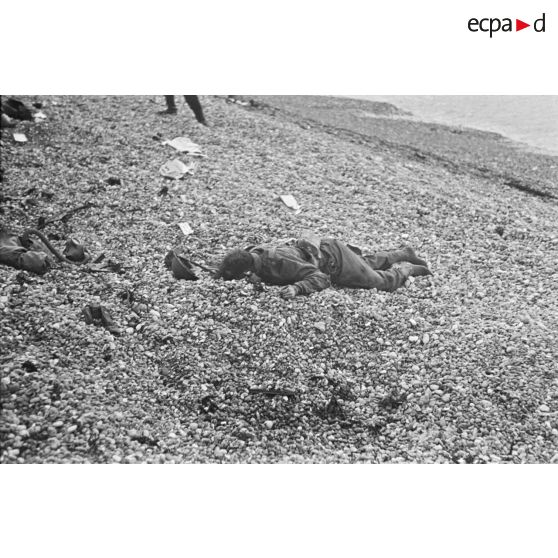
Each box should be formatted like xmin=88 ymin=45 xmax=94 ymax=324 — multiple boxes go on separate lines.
xmin=393 ymin=246 xmax=428 ymax=267
xmin=398 ymin=262 xmax=432 ymax=279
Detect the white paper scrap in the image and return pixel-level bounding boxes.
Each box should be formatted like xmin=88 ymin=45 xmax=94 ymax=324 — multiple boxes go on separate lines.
xmin=279 ymin=194 xmax=301 ymax=214
xmin=163 ymin=137 xmax=203 ymax=155
xmin=178 ymin=222 xmax=194 ymax=236
xmin=159 ymin=159 xmax=190 ymax=179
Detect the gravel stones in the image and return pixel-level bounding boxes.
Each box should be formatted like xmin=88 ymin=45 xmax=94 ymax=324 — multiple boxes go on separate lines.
xmin=1 ymin=95 xmax=557 ymax=464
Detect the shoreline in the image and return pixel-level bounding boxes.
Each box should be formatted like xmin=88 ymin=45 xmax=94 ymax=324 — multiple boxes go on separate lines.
xmin=250 ymin=95 xmax=558 ymax=199
xmin=353 ymin=104 xmax=558 ymax=159
xmin=343 ymin=95 xmax=558 ymax=158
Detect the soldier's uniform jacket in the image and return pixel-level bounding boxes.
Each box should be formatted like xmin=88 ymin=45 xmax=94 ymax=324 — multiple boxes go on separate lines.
xmin=247 ymin=237 xmax=377 ymax=295
xmin=249 ymin=242 xmax=330 ymax=295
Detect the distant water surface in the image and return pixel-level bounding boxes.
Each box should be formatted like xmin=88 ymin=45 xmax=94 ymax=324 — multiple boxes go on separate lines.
xmin=349 ymin=96 xmax=558 ymax=156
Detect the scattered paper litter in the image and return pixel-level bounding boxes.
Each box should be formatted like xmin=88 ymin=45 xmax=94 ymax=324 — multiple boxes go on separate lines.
xmin=162 ymin=137 xmax=203 ymax=156
xmin=33 ymin=111 xmax=47 ymax=122
xmin=279 ymin=194 xmax=301 ymax=214
xmin=178 ymin=222 xmax=194 ymax=236
xmin=13 ymin=133 xmax=28 ymax=143
xmin=228 ymin=98 xmax=250 ymax=106
xmin=159 ymin=159 xmax=195 ymax=179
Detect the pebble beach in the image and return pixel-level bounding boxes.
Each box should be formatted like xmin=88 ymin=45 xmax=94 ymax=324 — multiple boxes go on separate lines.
xmin=1 ymin=95 xmax=557 ymax=463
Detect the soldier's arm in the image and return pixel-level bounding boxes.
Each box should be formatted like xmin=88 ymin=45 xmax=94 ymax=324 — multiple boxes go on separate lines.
xmin=269 ymin=246 xmax=330 ymax=296
xmin=292 ymin=268 xmax=331 ymax=295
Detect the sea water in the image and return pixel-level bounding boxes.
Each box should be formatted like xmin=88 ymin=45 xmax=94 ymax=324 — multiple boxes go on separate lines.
xmin=352 ymin=96 xmax=558 ymax=156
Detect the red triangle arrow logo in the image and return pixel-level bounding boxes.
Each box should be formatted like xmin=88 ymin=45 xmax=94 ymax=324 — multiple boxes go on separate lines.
xmin=516 ymin=19 xmax=530 ymax=31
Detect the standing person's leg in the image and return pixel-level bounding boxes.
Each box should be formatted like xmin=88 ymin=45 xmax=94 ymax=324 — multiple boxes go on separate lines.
xmin=164 ymin=96 xmax=178 ymax=114
xmin=363 ymin=246 xmax=428 ymax=270
xmin=183 ymin=95 xmax=207 ymax=125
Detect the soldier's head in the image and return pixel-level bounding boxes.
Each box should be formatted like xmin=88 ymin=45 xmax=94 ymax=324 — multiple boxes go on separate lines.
xmin=217 ymin=249 xmax=254 ymax=280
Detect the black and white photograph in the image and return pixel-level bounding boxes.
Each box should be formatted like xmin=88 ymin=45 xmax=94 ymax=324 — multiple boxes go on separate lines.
xmin=2 ymin=94 xmax=557 ymax=465
xmin=1 ymin=1 xmax=557 ymax=557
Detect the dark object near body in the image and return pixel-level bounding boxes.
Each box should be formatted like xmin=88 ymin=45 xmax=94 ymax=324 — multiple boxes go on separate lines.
xmin=0 ymin=230 xmax=51 ymax=275
xmin=164 ymin=250 xmax=199 ymax=280
xmin=63 ymin=239 xmax=90 ymax=263
xmin=0 ymin=229 xmax=90 ymax=274
xmin=1 ymin=97 xmax=33 ymax=121
xmin=82 ymin=304 xmax=121 ymax=336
